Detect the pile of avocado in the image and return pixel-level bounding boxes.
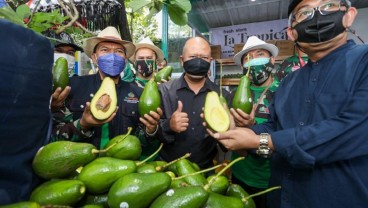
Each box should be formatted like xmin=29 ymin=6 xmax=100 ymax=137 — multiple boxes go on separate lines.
xmin=3 ymin=129 xmax=262 ymax=208
xmin=3 ymin=71 xmax=279 ymax=208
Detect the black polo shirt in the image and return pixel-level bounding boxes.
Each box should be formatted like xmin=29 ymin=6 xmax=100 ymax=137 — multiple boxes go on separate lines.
xmin=158 ymin=74 xmax=230 ymax=169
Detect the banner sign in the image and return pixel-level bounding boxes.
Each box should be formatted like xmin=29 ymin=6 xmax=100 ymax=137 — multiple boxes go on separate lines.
xmin=210 ymin=19 xmax=289 ymax=58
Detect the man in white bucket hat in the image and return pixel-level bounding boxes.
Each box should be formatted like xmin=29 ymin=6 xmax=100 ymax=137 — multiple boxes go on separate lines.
xmin=130 ymin=37 xmax=165 ymax=87
xmin=51 ymin=26 xmax=162 ymax=150
xmin=230 ymin=35 xmax=279 ymax=208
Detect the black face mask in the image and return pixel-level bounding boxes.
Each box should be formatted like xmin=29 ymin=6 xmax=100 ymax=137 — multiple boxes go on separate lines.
xmin=183 ymin=58 xmax=210 ymax=77
xmin=135 ymin=59 xmax=156 ymax=77
xmin=293 ymin=11 xmax=346 ymax=43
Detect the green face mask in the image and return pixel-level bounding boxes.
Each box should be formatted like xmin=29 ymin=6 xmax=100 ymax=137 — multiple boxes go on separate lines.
xmin=243 ymin=58 xmax=274 ymax=85
xmin=134 ymin=59 xmax=156 ymax=77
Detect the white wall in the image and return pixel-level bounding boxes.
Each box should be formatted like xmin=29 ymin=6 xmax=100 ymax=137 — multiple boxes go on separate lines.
xmin=349 ymin=8 xmax=368 ymax=44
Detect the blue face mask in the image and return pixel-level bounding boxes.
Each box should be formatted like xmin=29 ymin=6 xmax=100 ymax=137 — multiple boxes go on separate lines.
xmin=97 ymin=53 xmax=126 ymax=77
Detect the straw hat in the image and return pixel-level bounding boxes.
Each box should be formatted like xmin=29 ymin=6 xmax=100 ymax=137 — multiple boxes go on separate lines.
xmin=83 ymin=26 xmax=136 ymax=58
xmin=233 ymin=36 xmax=279 ymax=66
xmin=130 ymin=37 xmax=164 ymax=63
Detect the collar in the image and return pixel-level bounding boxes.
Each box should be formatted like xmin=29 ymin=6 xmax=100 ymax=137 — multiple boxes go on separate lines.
xmin=306 ymin=40 xmax=355 ymax=66
xmin=177 ymin=73 xmax=215 ymax=92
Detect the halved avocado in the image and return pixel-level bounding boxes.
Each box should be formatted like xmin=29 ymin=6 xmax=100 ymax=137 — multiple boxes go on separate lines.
xmin=204 ymin=91 xmax=230 ymax=133
xmin=90 ymin=77 xmax=117 ymax=120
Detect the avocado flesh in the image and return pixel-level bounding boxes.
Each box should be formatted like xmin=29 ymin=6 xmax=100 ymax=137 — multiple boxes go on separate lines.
xmin=90 ymin=77 xmax=117 ymax=120
xmin=204 ymin=91 xmax=230 ymax=133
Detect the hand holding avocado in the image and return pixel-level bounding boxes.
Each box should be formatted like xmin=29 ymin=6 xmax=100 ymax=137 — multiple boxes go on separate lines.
xmin=154 ymin=65 xmax=173 ymax=84
xmin=206 ymin=127 xmax=269 ymax=151
xmin=139 ymin=107 xmax=163 ymax=134
xmin=230 ymin=107 xmax=256 ymax=127
xmin=170 ymin=101 xmax=189 ymax=133
xmin=50 ymin=86 xmax=71 ymax=112
xmin=79 ymin=102 xmax=118 ymax=131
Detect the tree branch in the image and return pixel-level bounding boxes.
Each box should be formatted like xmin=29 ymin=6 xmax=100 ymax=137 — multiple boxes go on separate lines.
xmin=56 ymin=0 xmax=97 ymax=35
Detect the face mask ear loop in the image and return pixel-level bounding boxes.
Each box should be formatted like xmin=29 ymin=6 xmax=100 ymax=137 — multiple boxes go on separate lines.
xmin=348 ymin=28 xmax=365 ymax=44
xmin=294 ymin=42 xmax=308 ymax=58
xmin=297 ymin=49 xmax=306 ymax=67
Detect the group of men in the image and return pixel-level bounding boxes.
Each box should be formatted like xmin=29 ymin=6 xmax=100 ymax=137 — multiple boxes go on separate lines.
xmin=1 ymin=0 xmax=368 ymax=207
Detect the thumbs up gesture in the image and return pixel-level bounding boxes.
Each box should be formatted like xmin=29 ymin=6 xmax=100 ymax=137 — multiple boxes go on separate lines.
xmin=170 ymin=100 xmax=189 ymax=133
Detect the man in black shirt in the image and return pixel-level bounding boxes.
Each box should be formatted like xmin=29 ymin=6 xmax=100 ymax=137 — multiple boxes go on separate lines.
xmin=157 ymin=37 xmax=230 ymax=169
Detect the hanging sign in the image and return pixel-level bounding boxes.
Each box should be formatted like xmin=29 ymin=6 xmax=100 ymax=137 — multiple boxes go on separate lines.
xmin=210 ymin=19 xmax=289 ymax=58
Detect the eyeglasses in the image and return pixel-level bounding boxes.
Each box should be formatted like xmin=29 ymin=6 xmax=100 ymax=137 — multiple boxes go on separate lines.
xmin=289 ymin=0 xmax=346 ymax=24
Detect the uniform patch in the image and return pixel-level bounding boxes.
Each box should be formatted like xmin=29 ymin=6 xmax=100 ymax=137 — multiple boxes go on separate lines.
xmin=124 ymin=92 xmax=139 ymax=103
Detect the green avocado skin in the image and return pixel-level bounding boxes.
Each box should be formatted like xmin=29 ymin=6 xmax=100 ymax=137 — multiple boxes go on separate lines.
xmin=150 ymin=186 xmax=209 ymax=208
xmin=77 ymin=157 xmax=137 ymax=194
xmin=154 ymin=65 xmax=173 ymax=82
xmin=108 ymin=172 xmax=171 ymax=208
xmin=32 ymin=141 xmax=97 ymax=179
xmin=52 ymin=57 xmax=69 ymax=91
xmin=232 ymin=75 xmax=252 ymax=114
xmin=138 ymin=80 xmax=161 ymax=116
xmin=30 ymin=179 xmax=85 ymax=206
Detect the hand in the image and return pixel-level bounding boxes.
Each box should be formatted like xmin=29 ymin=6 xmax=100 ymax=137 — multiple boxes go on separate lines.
xmin=79 ymin=102 xmax=118 ymax=130
xmin=51 ymin=86 xmax=71 ymax=112
xmin=157 ymin=77 xmax=171 ymax=84
xmin=140 ymin=107 xmax=163 ymax=134
xmin=206 ymin=127 xmax=259 ymax=151
xmin=230 ymin=107 xmax=255 ymax=127
xmin=170 ymin=101 xmax=189 ymax=133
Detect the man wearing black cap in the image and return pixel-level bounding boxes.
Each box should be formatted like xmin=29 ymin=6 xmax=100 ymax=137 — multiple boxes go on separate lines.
xmin=47 ymin=31 xmax=83 ymax=56
xmin=48 ymin=32 xmax=82 ymax=113
xmin=205 ymin=1 xmax=368 ymax=207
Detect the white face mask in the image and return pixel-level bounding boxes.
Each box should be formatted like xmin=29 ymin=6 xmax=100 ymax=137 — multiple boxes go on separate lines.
xmin=54 ymin=53 xmax=75 ymax=74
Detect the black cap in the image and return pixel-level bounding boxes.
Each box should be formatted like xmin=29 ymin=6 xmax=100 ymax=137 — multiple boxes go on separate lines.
xmin=288 ymin=0 xmax=302 ymax=16
xmin=44 ymin=30 xmax=83 ymax=52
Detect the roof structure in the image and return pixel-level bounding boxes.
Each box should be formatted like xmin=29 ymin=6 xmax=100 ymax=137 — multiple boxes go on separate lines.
xmin=188 ymin=0 xmax=368 ymax=33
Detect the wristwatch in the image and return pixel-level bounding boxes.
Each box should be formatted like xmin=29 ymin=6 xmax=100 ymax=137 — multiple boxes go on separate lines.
xmin=256 ymin=133 xmax=272 ymax=158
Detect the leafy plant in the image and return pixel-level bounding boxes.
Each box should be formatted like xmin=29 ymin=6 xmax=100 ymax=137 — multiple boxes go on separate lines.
xmin=1 ymin=1 xmax=93 ymax=47
xmin=128 ymin=0 xmax=192 ymax=26
xmin=127 ymin=7 xmax=159 ymax=43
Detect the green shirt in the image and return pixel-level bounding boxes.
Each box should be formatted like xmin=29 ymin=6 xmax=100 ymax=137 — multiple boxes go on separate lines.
xmin=231 ymin=77 xmax=280 ymax=188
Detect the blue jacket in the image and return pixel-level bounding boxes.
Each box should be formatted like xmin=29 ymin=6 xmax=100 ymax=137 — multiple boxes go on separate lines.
xmin=253 ymin=40 xmax=368 ymax=207
xmin=63 ymin=73 xmax=143 ymax=148
xmin=0 ymin=20 xmax=53 ymax=204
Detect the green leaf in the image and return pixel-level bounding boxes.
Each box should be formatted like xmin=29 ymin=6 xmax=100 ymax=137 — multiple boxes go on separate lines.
xmin=33 ymin=12 xmax=52 ymax=23
xmin=16 ymin=4 xmax=30 ymax=19
xmin=147 ymin=6 xmax=159 ymax=21
xmin=0 ymin=4 xmax=26 ymax=26
xmin=168 ymin=4 xmax=188 ymax=26
xmin=29 ymin=22 xmax=48 ymax=33
xmin=128 ymin=0 xmax=151 ymax=12
xmin=170 ymin=0 xmax=191 ymax=13
xmin=153 ymin=0 xmax=163 ymax=11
